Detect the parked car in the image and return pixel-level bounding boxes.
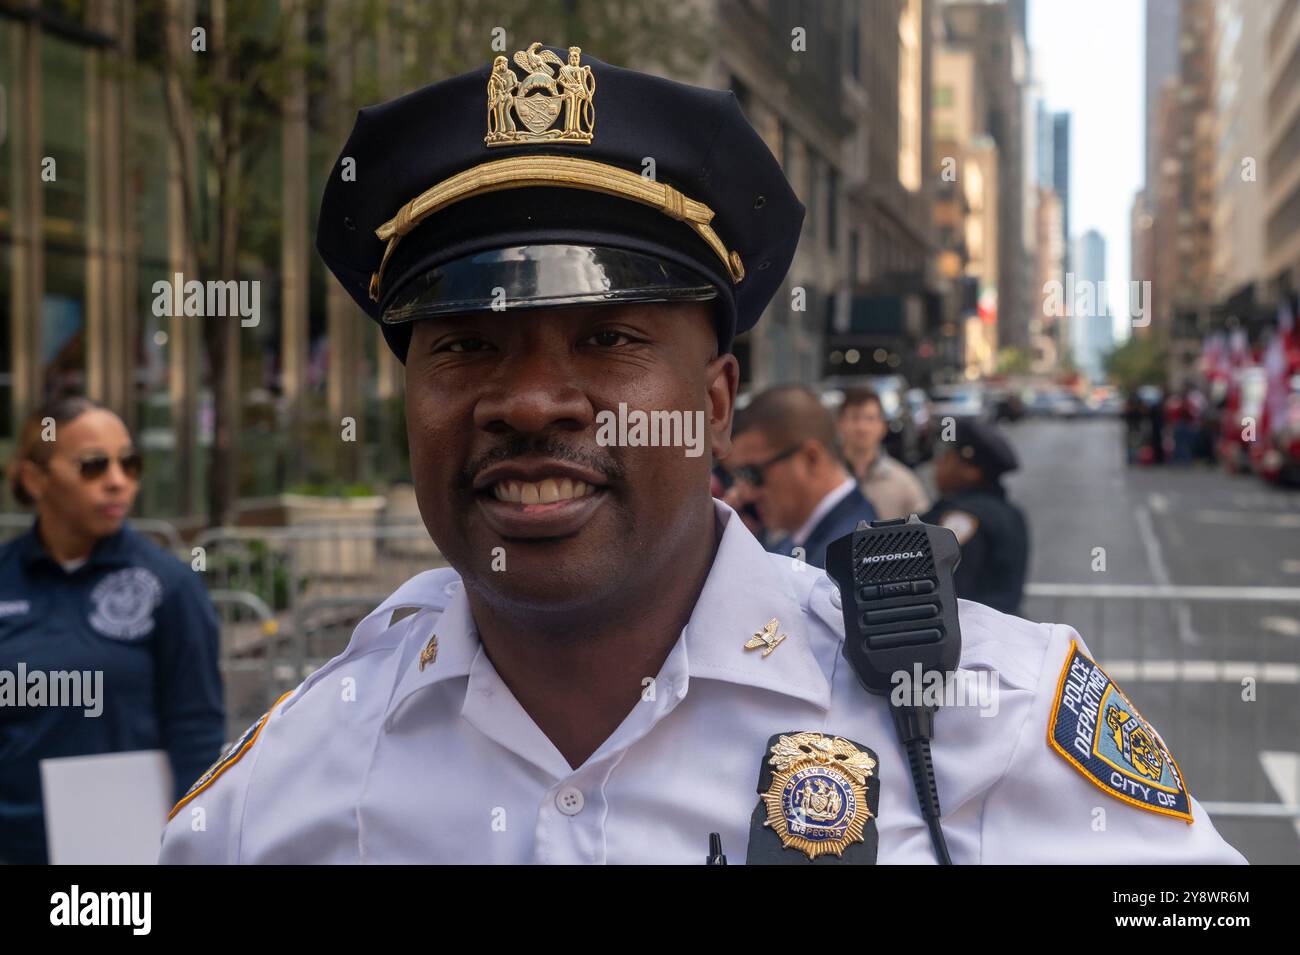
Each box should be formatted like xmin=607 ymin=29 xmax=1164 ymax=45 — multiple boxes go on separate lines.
xmin=929 ymin=383 xmax=990 ymax=423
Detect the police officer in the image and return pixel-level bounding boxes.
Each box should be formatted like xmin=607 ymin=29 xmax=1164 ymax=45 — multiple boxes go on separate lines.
xmin=159 ymin=44 xmax=1240 ymax=864
xmin=922 ymin=417 xmax=1028 ymax=614
xmin=1 ymin=396 xmax=225 ymax=863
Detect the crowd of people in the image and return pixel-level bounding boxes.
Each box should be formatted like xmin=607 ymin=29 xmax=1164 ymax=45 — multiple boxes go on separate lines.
xmin=1122 ymin=385 xmax=1218 ymax=466
xmin=712 ymin=385 xmax=1029 ymax=614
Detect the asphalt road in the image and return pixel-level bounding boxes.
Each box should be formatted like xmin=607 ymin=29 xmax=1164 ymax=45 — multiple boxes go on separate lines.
xmin=966 ymin=416 xmax=1300 ymax=863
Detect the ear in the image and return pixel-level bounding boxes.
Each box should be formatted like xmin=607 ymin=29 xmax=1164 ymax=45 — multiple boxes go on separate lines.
xmin=704 ymin=352 xmax=739 ymax=458
xmin=17 ymin=459 xmax=45 ymax=505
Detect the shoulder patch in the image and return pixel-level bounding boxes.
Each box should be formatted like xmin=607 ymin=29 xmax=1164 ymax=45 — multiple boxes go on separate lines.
xmin=168 ymin=690 xmax=292 ymax=821
xmin=1048 ymin=641 xmax=1192 ymax=822
xmin=938 ymin=510 xmax=979 ymax=546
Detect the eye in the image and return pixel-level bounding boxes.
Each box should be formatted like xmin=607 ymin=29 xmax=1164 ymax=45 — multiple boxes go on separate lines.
xmin=443 ymin=337 xmax=492 ymax=353
xmin=585 ymin=329 xmax=636 ymax=348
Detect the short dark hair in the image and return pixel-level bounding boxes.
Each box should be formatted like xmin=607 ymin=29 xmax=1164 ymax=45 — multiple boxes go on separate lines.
xmin=7 ymin=395 xmax=110 ymax=507
xmin=838 ymin=387 xmax=883 ymax=418
xmin=734 ymin=385 xmax=840 ymax=456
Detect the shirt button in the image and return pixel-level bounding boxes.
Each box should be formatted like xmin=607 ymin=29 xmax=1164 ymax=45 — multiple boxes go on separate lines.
xmin=555 ymin=786 xmax=585 ymax=816
xmin=830 ymin=585 xmax=843 ymax=610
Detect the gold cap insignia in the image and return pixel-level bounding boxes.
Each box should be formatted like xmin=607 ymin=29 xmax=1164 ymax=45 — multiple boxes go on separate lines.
xmin=486 ymin=42 xmax=595 ymax=146
xmin=761 ymin=732 xmax=875 ymax=860
xmin=418 ymin=633 xmax=439 ymax=671
xmin=744 ymin=617 xmax=787 ymax=657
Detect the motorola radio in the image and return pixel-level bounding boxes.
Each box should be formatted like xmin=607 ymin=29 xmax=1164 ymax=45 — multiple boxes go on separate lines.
xmin=825 ymin=514 xmax=964 ymax=864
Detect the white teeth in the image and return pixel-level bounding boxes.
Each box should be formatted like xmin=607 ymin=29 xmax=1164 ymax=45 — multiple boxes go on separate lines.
xmin=491 ymin=478 xmax=596 ymax=504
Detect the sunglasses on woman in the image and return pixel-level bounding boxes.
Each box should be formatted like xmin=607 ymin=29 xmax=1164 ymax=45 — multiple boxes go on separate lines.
xmin=75 ymin=452 xmax=144 ymax=481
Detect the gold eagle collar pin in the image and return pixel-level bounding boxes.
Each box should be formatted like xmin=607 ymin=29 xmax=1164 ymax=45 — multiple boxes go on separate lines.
xmin=418 ymin=633 xmax=439 ymax=671
xmin=744 ymin=617 xmax=788 ymax=658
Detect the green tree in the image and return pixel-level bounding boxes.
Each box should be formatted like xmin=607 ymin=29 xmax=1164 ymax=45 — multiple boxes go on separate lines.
xmin=1103 ymin=335 xmax=1167 ymax=394
xmin=995 ymin=347 xmax=1031 ymax=376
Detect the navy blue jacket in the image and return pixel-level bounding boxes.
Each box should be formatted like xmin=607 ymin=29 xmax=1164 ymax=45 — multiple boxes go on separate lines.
xmin=769 ymin=485 xmax=878 ymax=569
xmin=0 ymin=522 xmax=225 ymax=863
xmin=922 ymin=483 xmax=1029 ymax=614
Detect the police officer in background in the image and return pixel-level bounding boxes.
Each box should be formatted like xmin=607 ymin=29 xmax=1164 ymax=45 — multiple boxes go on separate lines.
xmin=1 ymin=396 xmax=225 ymax=863
xmin=922 ymin=418 xmax=1029 ymax=615
xmin=159 ymin=43 xmax=1239 ymax=864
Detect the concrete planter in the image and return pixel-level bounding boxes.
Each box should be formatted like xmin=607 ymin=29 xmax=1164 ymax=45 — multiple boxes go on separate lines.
xmin=280 ymin=493 xmax=386 ymax=576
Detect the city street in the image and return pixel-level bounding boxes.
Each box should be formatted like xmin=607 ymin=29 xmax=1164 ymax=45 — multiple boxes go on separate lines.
xmin=987 ymin=417 xmax=1300 ymax=862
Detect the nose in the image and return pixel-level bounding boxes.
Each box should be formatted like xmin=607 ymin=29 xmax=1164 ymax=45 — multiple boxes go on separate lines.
xmin=473 ymin=343 xmax=595 ymax=437
xmin=101 ymin=459 xmax=131 ymax=492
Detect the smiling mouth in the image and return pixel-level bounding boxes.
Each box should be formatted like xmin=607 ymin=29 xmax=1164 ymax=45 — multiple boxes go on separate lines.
xmin=490 ymin=478 xmax=598 ymax=504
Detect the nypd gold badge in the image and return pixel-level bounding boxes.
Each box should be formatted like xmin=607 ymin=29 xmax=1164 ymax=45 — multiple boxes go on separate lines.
xmin=761 ymin=732 xmax=876 ymax=859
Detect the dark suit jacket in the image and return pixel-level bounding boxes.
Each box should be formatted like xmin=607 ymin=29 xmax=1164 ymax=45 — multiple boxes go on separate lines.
xmin=769 ymin=485 xmax=878 ymax=569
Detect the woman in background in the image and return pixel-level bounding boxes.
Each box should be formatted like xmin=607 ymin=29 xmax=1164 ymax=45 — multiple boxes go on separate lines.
xmin=0 ymin=396 xmax=224 ymax=863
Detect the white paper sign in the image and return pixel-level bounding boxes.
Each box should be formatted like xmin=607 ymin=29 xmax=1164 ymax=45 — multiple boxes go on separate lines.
xmin=40 ymin=750 xmax=173 ymax=865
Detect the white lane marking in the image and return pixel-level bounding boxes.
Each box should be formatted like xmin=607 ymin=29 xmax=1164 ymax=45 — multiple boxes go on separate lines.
xmin=1135 ymin=504 xmax=1198 ymax=645
xmin=1100 ymin=660 xmax=1299 ymax=684
xmin=1149 ymin=492 xmax=1169 ymax=514
xmin=1194 ymin=510 xmax=1300 ymax=528
xmin=1260 ymin=751 xmax=1300 ymax=840
xmin=1261 ymin=616 xmax=1300 ymax=638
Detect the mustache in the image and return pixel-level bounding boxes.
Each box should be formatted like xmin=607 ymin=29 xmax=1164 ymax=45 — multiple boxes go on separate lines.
xmin=458 ymin=435 xmax=627 ymax=490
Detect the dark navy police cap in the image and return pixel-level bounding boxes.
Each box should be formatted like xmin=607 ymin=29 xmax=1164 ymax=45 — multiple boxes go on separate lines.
xmin=947 ymin=418 xmax=1019 ymax=480
xmin=316 ymin=42 xmax=804 ymax=362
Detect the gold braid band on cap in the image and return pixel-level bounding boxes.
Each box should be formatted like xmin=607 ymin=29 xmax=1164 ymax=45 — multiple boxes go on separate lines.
xmin=367 ymin=154 xmax=745 ymax=302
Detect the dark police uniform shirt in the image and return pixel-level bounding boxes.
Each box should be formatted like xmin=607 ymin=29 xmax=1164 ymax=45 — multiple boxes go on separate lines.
xmin=922 ymin=484 xmax=1029 ymax=615
xmin=0 ymin=522 xmax=224 ymax=863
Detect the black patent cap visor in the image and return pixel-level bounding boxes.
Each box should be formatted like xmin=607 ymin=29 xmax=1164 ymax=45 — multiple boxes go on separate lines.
xmin=381 ymin=244 xmax=719 ymax=324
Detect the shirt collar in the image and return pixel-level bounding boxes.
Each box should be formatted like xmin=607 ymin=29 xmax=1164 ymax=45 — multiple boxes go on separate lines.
xmin=16 ymin=520 xmax=136 ymax=573
xmin=863 ymin=447 xmax=891 ymax=477
xmin=682 ymin=499 xmax=832 ymax=708
xmin=791 ymin=477 xmax=856 ymax=547
xmin=386 ymin=498 xmax=832 ymax=724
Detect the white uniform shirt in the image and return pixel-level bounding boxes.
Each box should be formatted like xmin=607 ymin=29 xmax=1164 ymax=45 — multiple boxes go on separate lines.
xmin=159 ymin=500 xmax=1244 ymax=864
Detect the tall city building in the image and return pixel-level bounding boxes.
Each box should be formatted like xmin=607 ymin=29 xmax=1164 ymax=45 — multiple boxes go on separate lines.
xmin=1265 ymin=0 xmax=1300 ymax=295
xmin=1144 ymin=0 xmax=1182 ymax=196
xmin=714 ymin=0 xmax=940 ymax=389
xmin=934 ymin=43 xmax=999 ymax=378
xmin=1070 ymin=230 xmax=1114 ymax=381
xmin=943 ymin=0 xmax=1031 ymax=355
xmin=1052 ymin=112 xmax=1071 ymax=272
xmin=1211 ymin=0 xmax=1268 ymax=314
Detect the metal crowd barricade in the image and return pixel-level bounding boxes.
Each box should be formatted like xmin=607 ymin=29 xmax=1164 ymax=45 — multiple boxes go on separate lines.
xmin=206 ymin=588 xmax=284 ymax=740
xmin=1022 ymin=582 xmax=1300 ymax=857
xmin=194 ymin=521 xmax=450 ymax=728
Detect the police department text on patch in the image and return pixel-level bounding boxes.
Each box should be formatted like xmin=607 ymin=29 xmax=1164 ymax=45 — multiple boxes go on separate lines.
xmin=1048 ymin=642 xmax=1193 ymax=822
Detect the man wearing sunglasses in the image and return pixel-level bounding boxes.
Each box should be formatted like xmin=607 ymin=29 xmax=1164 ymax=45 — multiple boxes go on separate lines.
xmin=724 ymin=386 xmax=877 ymax=569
